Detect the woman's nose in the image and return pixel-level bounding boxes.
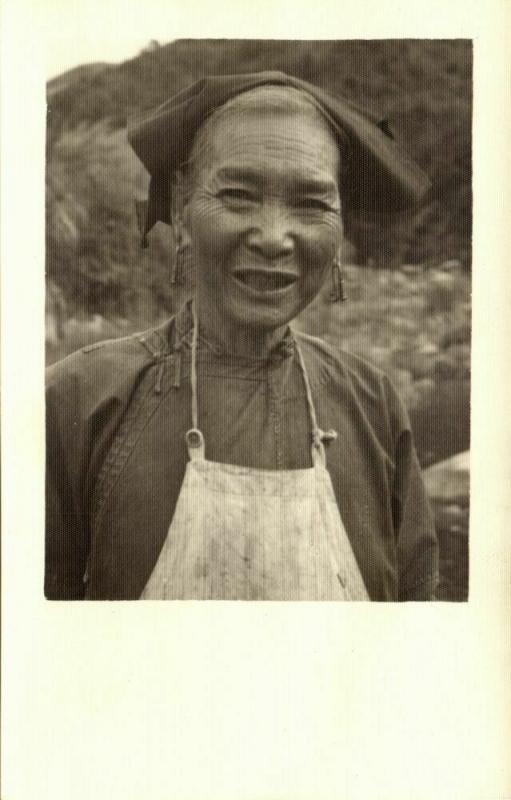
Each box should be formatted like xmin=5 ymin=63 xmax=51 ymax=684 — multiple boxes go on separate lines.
xmin=246 ymin=210 xmax=295 ymax=260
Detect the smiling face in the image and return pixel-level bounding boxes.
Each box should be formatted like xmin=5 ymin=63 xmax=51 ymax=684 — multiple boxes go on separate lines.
xmin=181 ymin=103 xmax=343 ymax=338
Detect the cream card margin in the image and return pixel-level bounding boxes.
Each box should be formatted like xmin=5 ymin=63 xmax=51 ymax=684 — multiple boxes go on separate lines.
xmin=2 ymin=1 xmax=511 ymax=798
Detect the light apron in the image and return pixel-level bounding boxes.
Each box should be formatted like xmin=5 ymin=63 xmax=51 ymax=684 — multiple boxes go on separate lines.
xmin=141 ymin=306 xmax=369 ymax=601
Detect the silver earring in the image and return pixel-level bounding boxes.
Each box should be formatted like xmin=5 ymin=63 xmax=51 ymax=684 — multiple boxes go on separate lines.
xmin=329 ymin=259 xmax=347 ymax=303
xmin=171 ymin=235 xmax=186 ymax=285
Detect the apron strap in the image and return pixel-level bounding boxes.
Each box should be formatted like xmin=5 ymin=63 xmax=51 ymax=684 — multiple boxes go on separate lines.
xmin=190 ymin=299 xmax=199 ymax=431
xmin=294 ymin=338 xmax=329 ymax=466
xmin=184 ymin=301 xmax=204 ymax=460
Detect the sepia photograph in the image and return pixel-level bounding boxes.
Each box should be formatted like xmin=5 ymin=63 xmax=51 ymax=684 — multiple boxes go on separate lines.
xmin=45 ymin=40 xmax=472 ymax=601
xmin=3 ymin=2 xmax=511 ymax=797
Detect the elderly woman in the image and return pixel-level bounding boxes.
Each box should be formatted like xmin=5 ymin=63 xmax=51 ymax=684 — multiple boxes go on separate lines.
xmin=45 ymin=71 xmax=439 ymax=601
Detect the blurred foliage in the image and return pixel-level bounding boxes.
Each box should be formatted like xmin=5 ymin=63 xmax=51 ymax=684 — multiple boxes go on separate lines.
xmin=47 ymin=39 xmax=472 ymax=320
xmin=46 ymin=122 xmax=177 ymax=319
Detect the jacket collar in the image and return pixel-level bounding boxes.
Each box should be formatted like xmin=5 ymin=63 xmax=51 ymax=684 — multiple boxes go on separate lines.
xmin=173 ymin=300 xmax=296 ymax=360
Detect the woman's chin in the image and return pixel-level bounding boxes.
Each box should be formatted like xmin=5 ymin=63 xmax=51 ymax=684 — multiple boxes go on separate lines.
xmin=220 ymin=275 xmax=319 ymax=329
xmin=222 ymin=291 xmax=303 ymax=332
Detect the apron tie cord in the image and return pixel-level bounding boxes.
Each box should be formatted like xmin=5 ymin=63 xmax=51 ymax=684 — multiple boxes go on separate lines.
xmin=190 ymin=300 xmax=199 ymax=430
xmin=294 ymin=336 xmax=323 ymax=449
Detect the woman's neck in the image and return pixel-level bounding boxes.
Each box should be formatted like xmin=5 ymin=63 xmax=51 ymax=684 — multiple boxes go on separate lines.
xmin=192 ymin=297 xmax=289 ymax=359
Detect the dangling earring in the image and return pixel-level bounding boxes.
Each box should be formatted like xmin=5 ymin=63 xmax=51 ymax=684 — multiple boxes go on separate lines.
xmin=329 ymin=259 xmax=347 ymax=303
xmin=170 ymin=173 xmax=187 ymax=286
xmin=171 ymin=232 xmax=186 ymax=285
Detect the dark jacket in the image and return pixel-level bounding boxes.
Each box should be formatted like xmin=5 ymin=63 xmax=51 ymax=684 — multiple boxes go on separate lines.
xmin=45 ymin=312 xmax=439 ymax=601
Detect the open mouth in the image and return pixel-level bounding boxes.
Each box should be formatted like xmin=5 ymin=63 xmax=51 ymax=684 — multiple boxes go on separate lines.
xmin=233 ymin=270 xmax=298 ymax=292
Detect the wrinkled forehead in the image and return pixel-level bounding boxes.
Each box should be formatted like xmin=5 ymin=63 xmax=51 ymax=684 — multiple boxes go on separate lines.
xmin=185 ymin=86 xmax=343 ymax=187
xmin=205 ymin=111 xmax=341 ymax=187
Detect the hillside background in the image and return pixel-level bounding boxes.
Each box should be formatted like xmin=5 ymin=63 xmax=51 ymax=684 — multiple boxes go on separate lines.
xmin=46 ymin=39 xmax=472 ymax=600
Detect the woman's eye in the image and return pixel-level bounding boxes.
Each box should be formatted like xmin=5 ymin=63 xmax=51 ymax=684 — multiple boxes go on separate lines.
xmin=295 ymin=198 xmax=333 ymax=211
xmin=218 ymin=188 xmax=256 ymax=203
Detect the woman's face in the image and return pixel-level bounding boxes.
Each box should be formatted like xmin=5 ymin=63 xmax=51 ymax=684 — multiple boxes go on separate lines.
xmin=182 ymin=109 xmax=343 ymax=333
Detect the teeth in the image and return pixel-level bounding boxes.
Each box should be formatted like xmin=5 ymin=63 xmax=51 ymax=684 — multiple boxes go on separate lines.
xmin=235 ymin=272 xmax=295 ymax=291
xmin=247 ymin=274 xmax=275 ymax=290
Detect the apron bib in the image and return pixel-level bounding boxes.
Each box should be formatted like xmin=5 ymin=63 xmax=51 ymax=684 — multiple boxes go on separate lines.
xmin=141 ymin=304 xmax=368 ymax=601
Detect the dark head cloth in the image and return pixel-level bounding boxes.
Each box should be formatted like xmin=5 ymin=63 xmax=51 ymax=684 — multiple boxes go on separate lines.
xmin=128 ymin=71 xmax=431 ymax=245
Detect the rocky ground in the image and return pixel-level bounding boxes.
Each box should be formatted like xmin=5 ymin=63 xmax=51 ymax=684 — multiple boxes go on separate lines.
xmin=423 ymin=452 xmax=470 ymax=601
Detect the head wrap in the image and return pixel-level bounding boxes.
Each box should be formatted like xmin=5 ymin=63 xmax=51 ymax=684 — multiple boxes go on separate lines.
xmin=128 ymin=70 xmax=431 ymax=245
